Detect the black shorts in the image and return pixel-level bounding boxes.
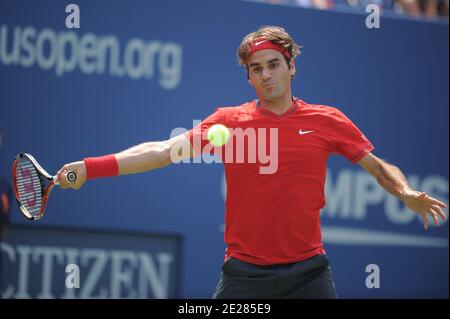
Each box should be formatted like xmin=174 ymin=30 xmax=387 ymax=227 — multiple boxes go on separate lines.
xmin=213 ymin=253 xmax=337 ymax=299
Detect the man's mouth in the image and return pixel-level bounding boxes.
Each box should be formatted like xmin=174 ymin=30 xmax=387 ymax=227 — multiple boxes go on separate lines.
xmin=262 ymin=82 xmax=276 ymax=88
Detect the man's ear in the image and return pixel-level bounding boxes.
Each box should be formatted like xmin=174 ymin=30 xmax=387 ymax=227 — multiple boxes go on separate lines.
xmin=290 ymin=60 xmax=296 ymax=76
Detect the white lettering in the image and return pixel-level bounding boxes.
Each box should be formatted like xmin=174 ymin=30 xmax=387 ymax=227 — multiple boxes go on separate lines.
xmin=15 ymin=245 xmax=32 ymax=299
xmin=354 ymin=171 xmax=384 ymax=219
xmin=65 ymin=4 xmax=81 ymax=29
xmin=110 ymin=251 xmax=138 ymax=298
xmin=365 ymin=4 xmax=380 ymax=29
xmin=33 ymin=246 xmax=65 ymax=298
xmin=365 ymin=264 xmax=380 ymax=288
xmin=0 ymin=243 xmax=15 ymax=298
xmin=0 ymin=24 xmax=183 ymax=89
xmin=139 ymin=252 xmax=173 ymax=299
xmin=79 ymin=249 xmax=108 ymax=298
xmin=65 ymin=264 xmax=81 ymax=289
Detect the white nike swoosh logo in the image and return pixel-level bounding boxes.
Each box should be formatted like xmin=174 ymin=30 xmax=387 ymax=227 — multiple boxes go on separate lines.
xmin=299 ymin=129 xmax=314 ymax=135
xmin=254 ymin=40 xmax=266 ymax=46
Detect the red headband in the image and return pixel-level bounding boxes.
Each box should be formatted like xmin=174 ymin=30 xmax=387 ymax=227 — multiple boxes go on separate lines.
xmin=247 ymin=38 xmax=291 ymax=61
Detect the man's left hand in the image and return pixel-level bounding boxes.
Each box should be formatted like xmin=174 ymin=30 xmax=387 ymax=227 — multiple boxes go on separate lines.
xmin=401 ymin=190 xmax=448 ymax=230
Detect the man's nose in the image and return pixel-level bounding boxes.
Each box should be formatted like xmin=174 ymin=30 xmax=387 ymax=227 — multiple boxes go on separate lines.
xmin=262 ymin=68 xmax=271 ymax=80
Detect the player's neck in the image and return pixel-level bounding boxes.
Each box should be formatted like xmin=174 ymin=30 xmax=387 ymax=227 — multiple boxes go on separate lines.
xmin=258 ymin=94 xmax=294 ymax=115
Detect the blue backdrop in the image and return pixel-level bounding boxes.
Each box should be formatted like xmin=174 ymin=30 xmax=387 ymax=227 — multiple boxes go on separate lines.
xmin=0 ymin=0 xmax=448 ymax=298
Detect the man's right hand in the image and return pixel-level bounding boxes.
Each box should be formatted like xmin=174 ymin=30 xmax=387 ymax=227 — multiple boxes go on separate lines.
xmin=55 ymin=161 xmax=87 ymax=190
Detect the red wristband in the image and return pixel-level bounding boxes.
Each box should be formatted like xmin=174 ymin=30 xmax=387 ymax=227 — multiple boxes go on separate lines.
xmin=83 ymin=154 xmax=119 ymax=180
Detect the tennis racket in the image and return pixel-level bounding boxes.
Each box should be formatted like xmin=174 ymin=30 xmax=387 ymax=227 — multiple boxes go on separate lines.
xmin=12 ymin=153 xmax=77 ymax=221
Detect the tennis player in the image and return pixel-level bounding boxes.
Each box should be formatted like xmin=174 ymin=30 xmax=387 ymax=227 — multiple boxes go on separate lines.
xmin=55 ymin=26 xmax=447 ymax=299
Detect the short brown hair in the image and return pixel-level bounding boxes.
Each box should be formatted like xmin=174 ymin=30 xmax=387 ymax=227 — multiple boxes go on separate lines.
xmin=237 ymin=25 xmax=301 ymax=76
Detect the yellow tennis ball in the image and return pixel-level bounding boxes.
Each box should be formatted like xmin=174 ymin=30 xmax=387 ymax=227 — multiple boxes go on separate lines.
xmin=207 ymin=124 xmax=230 ymax=147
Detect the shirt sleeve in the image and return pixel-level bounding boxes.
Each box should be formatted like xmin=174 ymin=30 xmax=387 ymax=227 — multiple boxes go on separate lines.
xmin=183 ymin=108 xmax=224 ymax=156
xmin=331 ymin=108 xmax=375 ymax=164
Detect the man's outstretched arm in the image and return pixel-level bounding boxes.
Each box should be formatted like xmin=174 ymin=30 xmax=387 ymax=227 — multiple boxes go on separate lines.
xmin=358 ymin=153 xmax=447 ymax=230
xmin=55 ymin=134 xmax=192 ymax=190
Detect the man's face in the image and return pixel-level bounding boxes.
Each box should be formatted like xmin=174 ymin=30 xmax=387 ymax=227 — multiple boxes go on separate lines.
xmin=247 ymin=49 xmax=295 ymax=101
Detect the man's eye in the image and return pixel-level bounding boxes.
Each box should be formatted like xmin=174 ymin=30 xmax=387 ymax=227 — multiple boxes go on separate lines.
xmin=252 ymin=67 xmax=262 ymax=73
xmin=269 ymin=63 xmax=278 ymax=69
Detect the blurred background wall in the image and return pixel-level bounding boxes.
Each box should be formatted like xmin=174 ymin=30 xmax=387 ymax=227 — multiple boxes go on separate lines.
xmin=0 ymin=0 xmax=448 ymax=298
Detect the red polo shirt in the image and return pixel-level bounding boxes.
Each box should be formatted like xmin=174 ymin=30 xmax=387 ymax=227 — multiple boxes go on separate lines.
xmin=184 ymin=98 xmax=374 ymax=265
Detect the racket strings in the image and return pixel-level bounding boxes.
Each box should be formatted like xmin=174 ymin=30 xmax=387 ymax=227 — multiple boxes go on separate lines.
xmin=15 ymin=158 xmax=43 ymax=216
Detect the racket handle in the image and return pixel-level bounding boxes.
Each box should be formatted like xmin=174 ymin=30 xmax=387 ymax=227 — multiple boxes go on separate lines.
xmin=53 ymin=171 xmax=77 ymax=185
